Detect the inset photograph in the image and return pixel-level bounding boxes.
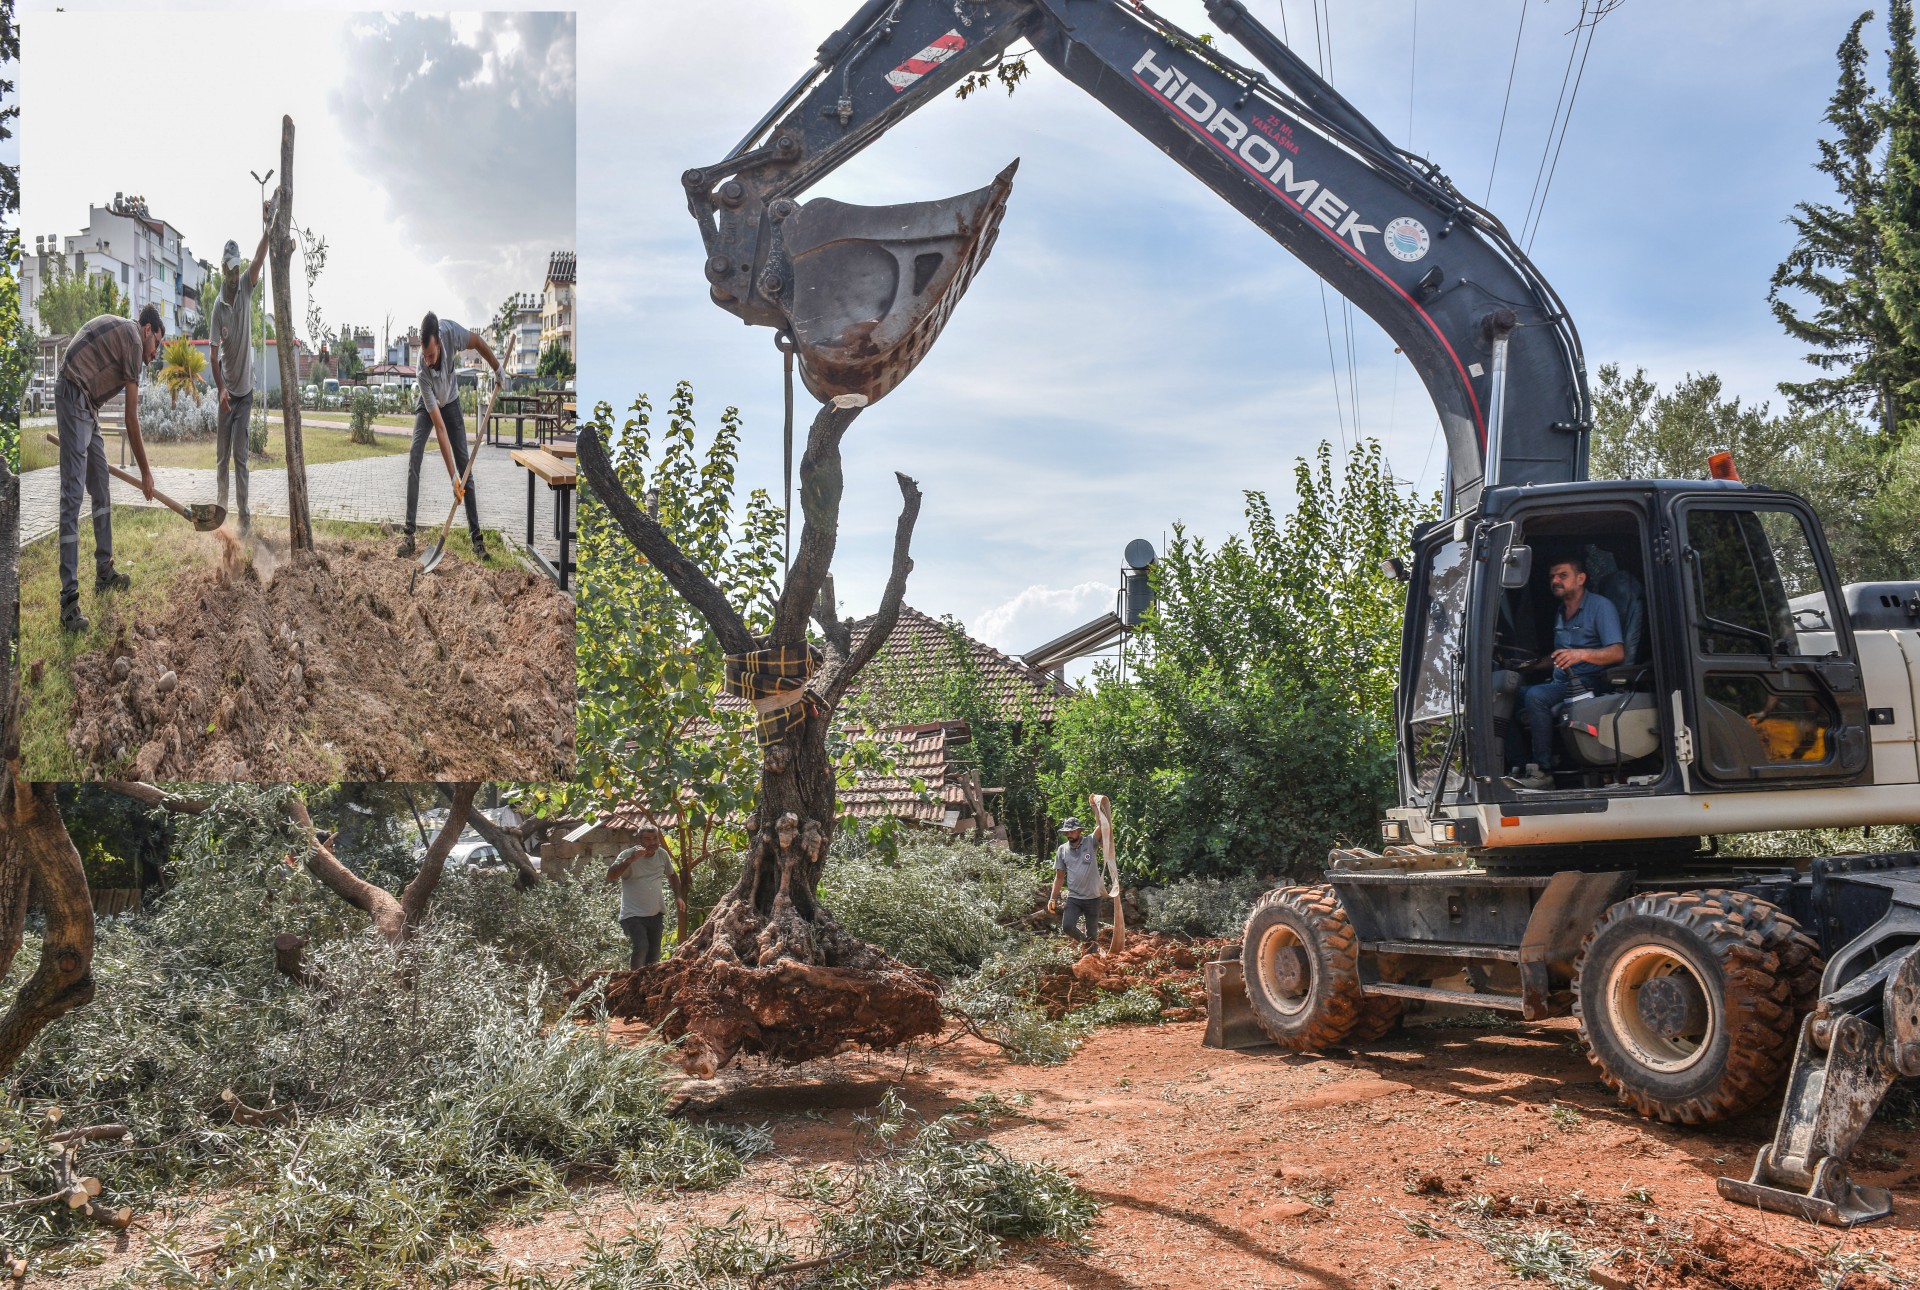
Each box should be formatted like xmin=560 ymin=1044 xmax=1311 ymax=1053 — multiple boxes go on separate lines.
xmin=16 ymin=11 xmax=577 ymax=782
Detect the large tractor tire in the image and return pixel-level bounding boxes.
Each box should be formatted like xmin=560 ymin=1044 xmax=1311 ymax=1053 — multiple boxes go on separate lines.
xmin=1240 ymin=884 xmax=1368 ymax=1050
xmin=1573 ymin=889 xmax=1819 ymax=1124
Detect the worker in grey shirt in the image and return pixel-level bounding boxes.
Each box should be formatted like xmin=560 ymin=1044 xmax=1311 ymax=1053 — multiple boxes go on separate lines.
xmin=1046 ymin=817 xmax=1107 ymax=945
xmin=606 ymin=826 xmax=672 ymax=969
xmin=207 ymin=203 xmax=272 ymax=535
xmin=396 ymin=311 xmax=501 ymax=560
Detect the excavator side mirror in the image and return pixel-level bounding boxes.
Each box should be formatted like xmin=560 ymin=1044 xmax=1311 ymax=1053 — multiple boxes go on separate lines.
xmin=1501 ymin=543 xmax=1533 ymax=590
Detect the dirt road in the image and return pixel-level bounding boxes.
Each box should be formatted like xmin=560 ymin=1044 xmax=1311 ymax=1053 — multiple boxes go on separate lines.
xmin=518 ymin=1015 xmax=1920 ymax=1289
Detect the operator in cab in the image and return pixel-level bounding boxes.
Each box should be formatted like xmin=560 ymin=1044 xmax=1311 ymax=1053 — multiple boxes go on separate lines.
xmin=1513 ymin=554 xmax=1624 ymax=790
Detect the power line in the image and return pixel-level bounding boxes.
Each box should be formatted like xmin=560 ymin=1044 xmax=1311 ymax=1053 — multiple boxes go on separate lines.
xmin=1318 ymin=281 xmax=1350 ymax=452
xmin=1517 ymin=3 xmax=1584 ymax=245
xmin=1525 ymin=3 xmax=1605 ymax=252
xmin=1485 ymin=0 xmax=1529 ymax=205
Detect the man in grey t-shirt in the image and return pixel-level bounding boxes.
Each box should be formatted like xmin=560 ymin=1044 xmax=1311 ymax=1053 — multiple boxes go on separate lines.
xmin=606 ymin=826 xmax=672 ymax=969
xmin=396 ymin=311 xmax=502 ymax=560
xmin=1047 ymin=817 xmax=1107 ymax=945
xmin=207 ymin=205 xmax=272 ymax=535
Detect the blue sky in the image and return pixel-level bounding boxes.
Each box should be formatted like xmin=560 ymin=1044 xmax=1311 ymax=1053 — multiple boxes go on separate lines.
xmin=579 ymin=0 xmax=1876 ymax=667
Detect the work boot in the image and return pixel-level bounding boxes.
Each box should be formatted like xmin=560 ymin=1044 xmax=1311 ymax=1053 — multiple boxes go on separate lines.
xmin=95 ymin=567 xmax=130 ymax=594
xmin=395 ymin=533 xmax=416 ymax=558
xmin=1514 ymin=763 xmax=1553 ymax=791
xmin=60 ymin=598 xmax=90 ymax=635
xmin=470 ymin=533 xmax=489 ymax=560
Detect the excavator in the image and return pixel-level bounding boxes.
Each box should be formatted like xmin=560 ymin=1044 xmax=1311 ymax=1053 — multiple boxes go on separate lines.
xmin=682 ymin=0 xmax=1920 ymax=1227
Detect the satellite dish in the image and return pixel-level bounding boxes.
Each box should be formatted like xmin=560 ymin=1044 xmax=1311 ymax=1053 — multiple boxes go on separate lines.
xmin=1124 ymin=538 xmax=1156 ymax=570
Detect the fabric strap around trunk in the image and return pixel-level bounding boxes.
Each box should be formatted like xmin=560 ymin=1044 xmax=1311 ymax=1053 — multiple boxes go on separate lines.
xmin=724 ymin=643 xmax=823 ymax=746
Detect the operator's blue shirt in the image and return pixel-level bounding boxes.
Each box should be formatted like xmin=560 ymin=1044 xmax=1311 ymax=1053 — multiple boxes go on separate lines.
xmin=1553 ymin=591 xmax=1624 ymax=685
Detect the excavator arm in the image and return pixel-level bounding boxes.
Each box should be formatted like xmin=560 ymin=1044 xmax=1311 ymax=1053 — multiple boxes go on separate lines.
xmin=685 ymin=0 xmax=1591 ymax=507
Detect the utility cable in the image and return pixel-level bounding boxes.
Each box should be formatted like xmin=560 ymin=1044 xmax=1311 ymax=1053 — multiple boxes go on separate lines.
xmin=1485 ymin=0 xmax=1529 ymax=204
xmin=1525 ymin=2 xmax=1603 ymax=252
xmin=1518 ymin=0 xmax=1585 ymax=249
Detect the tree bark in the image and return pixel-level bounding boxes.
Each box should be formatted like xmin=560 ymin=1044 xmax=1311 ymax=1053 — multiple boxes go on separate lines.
xmin=0 ymin=784 xmax=96 ymax=1076
xmin=269 ymin=115 xmax=313 ymax=553
xmin=456 ymin=794 xmax=541 ymax=889
xmin=578 ymin=408 xmax=940 ymax=1077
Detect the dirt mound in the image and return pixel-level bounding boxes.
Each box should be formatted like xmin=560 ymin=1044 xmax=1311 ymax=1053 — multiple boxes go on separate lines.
xmin=586 ymin=956 xmax=944 ymax=1078
xmin=66 ymin=533 xmax=574 ymax=781
xmin=1032 ymin=933 xmax=1235 ymax=1021
xmin=1596 ymin=1219 xmax=1901 ymax=1290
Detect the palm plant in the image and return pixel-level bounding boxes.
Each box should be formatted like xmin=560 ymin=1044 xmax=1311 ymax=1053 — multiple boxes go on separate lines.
xmin=157 ymin=337 xmax=207 ymax=407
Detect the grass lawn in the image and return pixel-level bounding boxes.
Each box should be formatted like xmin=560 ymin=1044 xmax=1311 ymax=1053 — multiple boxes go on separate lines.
xmin=16 ymin=507 xmax=521 ymax=780
xmin=19 ymin=425 xmax=410 ymax=474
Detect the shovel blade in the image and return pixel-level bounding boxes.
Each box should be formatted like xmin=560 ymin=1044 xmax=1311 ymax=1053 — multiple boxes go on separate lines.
xmin=417 ymin=541 xmax=447 ymax=577
xmin=778 ymin=161 xmax=1017 ymax=405
xmin=190 ymin=505 xmax=227 ymax=532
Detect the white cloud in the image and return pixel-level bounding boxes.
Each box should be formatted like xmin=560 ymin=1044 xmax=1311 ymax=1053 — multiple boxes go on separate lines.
xmin=973 ymin=581 xmax=1117 ymax=657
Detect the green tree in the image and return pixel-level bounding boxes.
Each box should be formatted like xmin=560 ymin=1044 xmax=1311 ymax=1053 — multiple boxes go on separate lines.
xmin=536 ymin=340 xmax=574 ymax=380
xmin=33 ymin=254 xmax=127 ymax=336
xmin=347 ymin=388 xmax=378 ymax=445
xmin=1772 ymin=12 xmax=1903 ymax=430
xmin=1588 ymin=363 xmax=1904 ymax=579
xmin=1046 ymin=440 xmax=1432 ymax=882
xmin=519 ymin=383 xmax=782 ymax=938
xmin=1877 ymin=0 xmax=1920 ymax=440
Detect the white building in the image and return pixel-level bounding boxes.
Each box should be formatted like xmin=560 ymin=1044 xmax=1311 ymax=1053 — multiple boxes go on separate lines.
xmin=23 ymin=194 xmax=200 ymax=338
xmin=500 ymin=292 xmax=543 ymax=379
xmin=541 ymin=250 xmax=574 ymax=365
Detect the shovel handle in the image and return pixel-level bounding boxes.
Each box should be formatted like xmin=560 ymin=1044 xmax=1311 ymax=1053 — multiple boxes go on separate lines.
xmin=426 ymin=381 xmax=504 ymax=552
xmin=43 ymin=432 xmax=191 ymax=520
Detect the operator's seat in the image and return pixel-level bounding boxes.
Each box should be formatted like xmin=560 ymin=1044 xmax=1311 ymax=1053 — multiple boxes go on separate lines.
xmin=1584 ymin=545 xmax=1646 ymax=670
xmin=1558 ymin=545 xmax=1659 ymax=770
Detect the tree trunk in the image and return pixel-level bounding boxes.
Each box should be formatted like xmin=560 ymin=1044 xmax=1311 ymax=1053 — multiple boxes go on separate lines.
xmin=577 ymin=403 xmax=941 ymax=1077
xmin=0 ymin=784 xmax=96 ymax=1076
xmin=284 ymin=783 xmax=476 ymax=943
xmin=269 ymin=115 xmax=313 ymax=553
xmin=458 ymin=797 xmax=541 ymax=889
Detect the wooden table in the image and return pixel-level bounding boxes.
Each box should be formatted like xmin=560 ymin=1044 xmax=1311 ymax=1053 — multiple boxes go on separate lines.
xmin=509 ymin=448 xmax=577 ymax=590
xmin=546 ymin=440 xmax=576 ymax=459
xmin=488 ymin=395 xmax=544 ymax=449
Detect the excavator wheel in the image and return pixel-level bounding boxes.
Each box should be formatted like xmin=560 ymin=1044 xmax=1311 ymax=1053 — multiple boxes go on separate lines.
xmin=1239 ymin=884 xmax=1366 ymax=1050
xmin=1573 ymin=889 xmax=1805 ymax=1124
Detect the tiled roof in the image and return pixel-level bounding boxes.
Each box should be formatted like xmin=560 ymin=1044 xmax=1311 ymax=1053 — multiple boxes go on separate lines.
xmin=844 ymin=606 xmax=1070 ymax=722
xmin=839 ymin=721 xmax=970 ymax=824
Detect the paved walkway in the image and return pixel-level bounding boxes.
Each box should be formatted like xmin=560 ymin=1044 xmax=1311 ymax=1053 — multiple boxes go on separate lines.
xmin=18 ymin=436 xmax=576 ymax=589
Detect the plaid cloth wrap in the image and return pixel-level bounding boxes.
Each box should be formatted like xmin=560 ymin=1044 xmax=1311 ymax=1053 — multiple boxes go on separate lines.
xmin=724 ymin=643 xmax=824 ymax=746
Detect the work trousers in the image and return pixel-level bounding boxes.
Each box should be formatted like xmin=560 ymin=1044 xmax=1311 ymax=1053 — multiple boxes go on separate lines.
xmin=404 ymin=398 xmax=481 ymax=539
xmin=55 ymin=377 xmax=115 ymax=608
xmin=215 ymin=391 xmax=252 ymax=528
xmin=620 ymin=913 xmax=666 ymax=970
xmin=1060 ymin=895 xmax=1104 ymax=945
xmin=1521 ymin=678 xmax=1573 ymax=769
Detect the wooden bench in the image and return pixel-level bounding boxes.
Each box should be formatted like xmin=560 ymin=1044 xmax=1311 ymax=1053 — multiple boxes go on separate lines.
xmin=509 ymin=447 xmax=577 ymax=590
xmin=487 ymin=394 xmax=543 ymax=449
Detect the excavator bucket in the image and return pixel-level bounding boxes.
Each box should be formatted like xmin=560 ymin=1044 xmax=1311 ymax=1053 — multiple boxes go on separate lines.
xmin=779 ymin=161 xmax=1017 ymax=405
xmin=1203 ymin=960 xmax=1271 ymax=1050
xmin=1718 ymin=867 xmax=1920 ymax=1226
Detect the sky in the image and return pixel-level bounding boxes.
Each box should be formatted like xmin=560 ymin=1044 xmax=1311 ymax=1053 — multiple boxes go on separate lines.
xmin=20 ymin=7 xmax=574 ymax=350
xmin=577 ymin=0 xmax=1879 ymax=673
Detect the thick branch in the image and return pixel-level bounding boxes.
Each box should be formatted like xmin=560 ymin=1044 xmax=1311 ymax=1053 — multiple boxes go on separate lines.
xmin=99 ymin=781 xmax=212 ymax=814
xmin=457 ymin=796 xmax=540 ymax=888
xmin=0 ymin=784 xmax=96 ymax=1075
xmin=285 ymin=796 xmax=403 ymax=941
xmin=773 ymin=400 xmax=865 ymax=647
xmin=399 ymin=783 xmax=478 ymax=927
xmin=813 ymin=572 xmax=851 ymax=663
xmin=578 ymin=426 xmax=754 ymax=656
xmin=823 ymin=472 xmax=922 ymax=709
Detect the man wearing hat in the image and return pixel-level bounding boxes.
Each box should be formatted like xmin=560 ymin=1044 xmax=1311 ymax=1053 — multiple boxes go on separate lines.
xmin=1047 ymin=817 xmax=1106 ymax=946
xmin=207 ymin=204 xmax=272 ymax=534
xmin=606 ymin=825 xmax=672 ymax=969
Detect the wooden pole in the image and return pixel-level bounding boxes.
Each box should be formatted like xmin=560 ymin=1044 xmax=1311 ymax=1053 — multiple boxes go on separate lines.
xmin=268 ymin=115 xmax=313 ymax=552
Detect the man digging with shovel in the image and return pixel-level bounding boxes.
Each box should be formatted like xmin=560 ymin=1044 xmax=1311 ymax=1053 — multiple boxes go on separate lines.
xmin=396 ymin=312 xmax=501 ymax=561
xmin=54 ymin=306 xmax=162 ymax=634
xmin=207 ymin=205 xmax=273 ymax=536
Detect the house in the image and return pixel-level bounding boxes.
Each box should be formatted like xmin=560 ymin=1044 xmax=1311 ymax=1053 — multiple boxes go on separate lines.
xmin=500 ymin=292 xmax=544 ymax=380
xmin=24 ymin=195 xmax=200 ymax=338
xmin=541 ymin=251 xmax=575 ymax=364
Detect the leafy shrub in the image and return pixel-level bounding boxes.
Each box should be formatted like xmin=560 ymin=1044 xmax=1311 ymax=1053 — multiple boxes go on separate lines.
xmin=348 ymin=389 xmax=378 ymax=444
xmin=819 ymin=837 xmax=1039 ymax=979
xmin=136 ymin=385 xmax=217 ymax=442
xmin=430 ymin=871 xmax=628 ymax=983
xmin=1139 ymin=874 xmax=1270 ymax=938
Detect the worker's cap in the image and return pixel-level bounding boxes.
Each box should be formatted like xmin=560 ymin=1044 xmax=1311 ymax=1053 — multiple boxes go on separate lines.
xmin=221 ymin=239 xmax=243 ymax=270
xmin=1058 ymin=817 xmax=1084 ymax=833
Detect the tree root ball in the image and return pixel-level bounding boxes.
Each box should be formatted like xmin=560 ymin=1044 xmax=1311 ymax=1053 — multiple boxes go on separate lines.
xmin=587 ymin=956 xmax=943 ymax=1078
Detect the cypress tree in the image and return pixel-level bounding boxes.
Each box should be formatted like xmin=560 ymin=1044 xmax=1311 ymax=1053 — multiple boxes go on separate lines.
xmin=1876 ymin=0 xmax=1920 ymax=439
xmin=1772 ymin=13 xmax=1895 ymax=428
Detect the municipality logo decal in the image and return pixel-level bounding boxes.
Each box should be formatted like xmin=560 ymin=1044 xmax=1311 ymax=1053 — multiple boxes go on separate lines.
xmin=1384 ymin=217 xmax=1431 ymax=262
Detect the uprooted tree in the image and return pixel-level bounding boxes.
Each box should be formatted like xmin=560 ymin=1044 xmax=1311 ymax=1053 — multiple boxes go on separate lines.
xmin=578 ymin=397 xmax=942 ymax=1077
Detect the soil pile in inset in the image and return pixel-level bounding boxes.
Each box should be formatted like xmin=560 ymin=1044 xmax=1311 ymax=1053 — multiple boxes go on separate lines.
xmin=67 ymin=533 xmax=575 ymax=781
xmin=1032 ymin=933 xmax=1234 ymax=1020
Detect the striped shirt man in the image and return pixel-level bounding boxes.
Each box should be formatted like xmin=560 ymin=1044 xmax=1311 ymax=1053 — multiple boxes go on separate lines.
xmin=59 ymin=315 xmax=147 ymax=408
